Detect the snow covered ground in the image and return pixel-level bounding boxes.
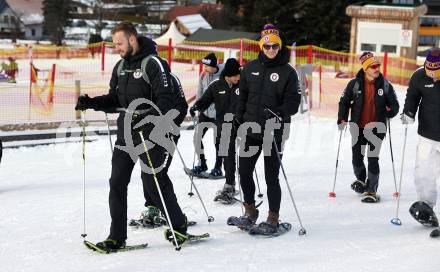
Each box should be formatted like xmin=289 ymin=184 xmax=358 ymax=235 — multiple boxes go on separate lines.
xmin=1 ymin=97 xmax=439 ymax=271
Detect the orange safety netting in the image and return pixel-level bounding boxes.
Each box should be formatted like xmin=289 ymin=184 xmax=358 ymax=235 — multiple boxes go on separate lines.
xmin=0 ymin=39 xmax=424 ymax=125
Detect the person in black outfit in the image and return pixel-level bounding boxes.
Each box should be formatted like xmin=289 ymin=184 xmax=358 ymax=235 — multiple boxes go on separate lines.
xmin=338 ymin=52 xmax=399 ymax=203
xmin=75 ymin=22 xmax=188 ymax=249
xmin=189 ymin=58 xmax=241 ymax=203
xmin=233 ymin=24 xmax=301 ymax=232
xmin=402 ymin=48 xmax=440 ymax=236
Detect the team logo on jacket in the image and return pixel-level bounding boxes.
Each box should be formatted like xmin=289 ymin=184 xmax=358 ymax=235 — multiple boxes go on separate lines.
xmin=378 ymin=89 xmax=383 ymax=96
xmin=270 ymin=73 xmax=279 ymax=82
xmin=133 ymin=69 xmax=143 ymax=79
xmin=235 ymin=88 xmax=239 ymax=95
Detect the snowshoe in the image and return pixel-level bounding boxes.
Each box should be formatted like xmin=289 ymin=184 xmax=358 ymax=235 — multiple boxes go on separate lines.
xmin=248 ymin=222 xmax=292 ymax=237
xmin=409 ymin=201 xmax=439 ymax=227
xmin=351 ymin=180 xmax=366 ymax=194
xmin=430 ymin=228 xmax=440 ymax=238
xmin=207 ymin=168 xmax=225 ymax=179
xmin=361 ymin=192 xmax=380 ymax=203
xmin=84 ymin=240 xmax=147 ymax=254
xmin=128 ymin=206 xmax=166 ymax=228
xmin=213 ymin=184 xmax=237 ymax=204
xmin=227 ymin=203 xmax=259 ymax=231
xmin=164 ymin=229 xmax=209 ymax=246
xmin=184 ymin=167 xmax=209 ymax=179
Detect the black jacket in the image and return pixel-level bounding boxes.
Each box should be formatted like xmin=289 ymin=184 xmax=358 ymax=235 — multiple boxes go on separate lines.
xmin=403 ymin=67 xmax=440 ymax=141
xmin=90 ymin=37 xmax=187 ymax=139
xmin=237 ymin=46 xmax=301 ymax=141
xmin=194 ymin=76 xmax=239 ymax=123
xmin=338 ymin=69 xmax=399 ymax=127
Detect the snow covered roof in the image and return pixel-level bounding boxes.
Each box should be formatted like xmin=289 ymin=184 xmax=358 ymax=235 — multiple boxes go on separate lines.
xmin=4 ymin=0 xmax=43 ymax=25
xmin=175 ymin=14 xmax=211 ymax=35
xmin=154 ymin=21 xmax=186 ymax=46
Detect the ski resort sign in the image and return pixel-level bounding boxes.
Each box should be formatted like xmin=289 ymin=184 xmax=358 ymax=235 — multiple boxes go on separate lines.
xmin=399 ymin=30 xmax=412 ymax=47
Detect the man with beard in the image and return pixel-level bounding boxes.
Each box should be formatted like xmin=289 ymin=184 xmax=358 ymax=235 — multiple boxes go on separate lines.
xmin=75 ymin=22 xmax=189 ymax=249
xmin=338 ymin=52 xmax=399 ymax=203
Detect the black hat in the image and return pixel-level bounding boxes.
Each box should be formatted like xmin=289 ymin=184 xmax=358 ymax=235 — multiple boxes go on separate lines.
xmin=223 ymin=58 xmax=241 ymax=77
xmin=202 ymin=52 xmax=217 ymax=68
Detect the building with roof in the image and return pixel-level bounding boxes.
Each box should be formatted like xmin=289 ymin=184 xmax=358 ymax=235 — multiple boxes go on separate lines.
xmin=346 ymin=1 xmax=427 ymax=59
xmin=185 ymin=28 xmax=259 ymax=42
xmin=0 ymin=0 xmax=43 ymax=40
xmin=174 ymin=14 xmax=211 ymax=35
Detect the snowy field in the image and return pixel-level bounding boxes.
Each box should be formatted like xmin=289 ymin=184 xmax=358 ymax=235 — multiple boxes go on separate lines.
xmin=1 ymin=94 xmax=440 ymax=272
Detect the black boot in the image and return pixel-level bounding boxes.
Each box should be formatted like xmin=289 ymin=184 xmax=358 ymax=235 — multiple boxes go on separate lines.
xmin=95 ymin=239 xmax=126 ymax=251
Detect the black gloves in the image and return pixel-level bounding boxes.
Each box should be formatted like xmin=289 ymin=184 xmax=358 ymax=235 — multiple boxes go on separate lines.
xmin=189 ymin=105 xmax=197 ymax=118
xmin=337 ymin=119 xmax=347 ymax=131
xmin=385 ymin=106 xmax=395 ymax=118
xmin=75 ymin=94 xmax=95 ymax=111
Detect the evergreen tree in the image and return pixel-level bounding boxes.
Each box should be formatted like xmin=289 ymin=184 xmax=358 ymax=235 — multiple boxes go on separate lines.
xmin=43 ymin=0 xmax=71 ymax=45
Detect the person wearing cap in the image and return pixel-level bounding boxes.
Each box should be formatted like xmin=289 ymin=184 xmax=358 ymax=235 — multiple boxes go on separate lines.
xmin=190 ymin=52 xmax=225 ymax=177
xmin=190 ymin=58 xmax=241 ymax=203
xmin=338 ymin=52 xmax=399 ymax=203
xmin=232 ymin=24 xmax=301 ymax=233
xmin=402 ymin=48 xmax=440 ymax=237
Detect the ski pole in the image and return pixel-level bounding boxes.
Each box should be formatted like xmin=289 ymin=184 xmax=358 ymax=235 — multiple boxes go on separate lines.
xmin=391 ymin=125 xmax=408 ymax=226
xmin=329 ymin=128 xmax=343 ymax=197
xmin=171 ymin=134 xmax=214 ymax=223
xmin=105 ymin=113 xmax=113 ymax=153
xmin=236 ymin=142 xmax=244 ymax=216
xmin=139 ymin=131 xmax=181 ymax=250
xmin=265 ymin=109 xmax=306 ymax=236
xmin=387 ymin=118 xmax=399 ymax=197
xmin=254 ymin=169 xmax=263 ymax=198
xmin=80 ymin=111 xmax=87 ymax=239
xmin=188 ymin=116 xmax=198 ymax=197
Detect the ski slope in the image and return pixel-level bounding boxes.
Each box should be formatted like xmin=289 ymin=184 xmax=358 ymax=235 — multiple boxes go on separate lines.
xmin=1 ymin=101 xmax=439 ymax=272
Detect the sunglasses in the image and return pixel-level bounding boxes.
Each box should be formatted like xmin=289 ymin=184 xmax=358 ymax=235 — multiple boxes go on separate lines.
xmin=263 ymin=44 xmax=280 ymax=50
xmin=369 ymin=64 xmax=381 ymax=70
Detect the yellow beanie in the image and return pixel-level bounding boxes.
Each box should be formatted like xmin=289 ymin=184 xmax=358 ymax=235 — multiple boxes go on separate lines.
xmin=359 ymin=52 xmax=379 ymax=71
xmin=259 ymin=24 xmax=282 ymax=50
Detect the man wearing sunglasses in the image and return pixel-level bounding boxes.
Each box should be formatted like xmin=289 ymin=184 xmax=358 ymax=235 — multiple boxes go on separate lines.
xmin=338 ymin=52 xmax=399 ymax=203
xmin=233 ymin=24 xmax=301 ymax=234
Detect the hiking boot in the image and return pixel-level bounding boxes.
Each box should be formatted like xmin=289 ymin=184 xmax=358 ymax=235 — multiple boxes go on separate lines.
xmin=210 ymin=168 xmax=223 ymax=177
xmin=214 ymin=183 xmax=236 ymax=204
xmin=236 ymin=202 xmax=259 ymax=230
xmin=95 ymin=239 xmax=126 ymax=251
xmin=164 ymin=215 xmax=188 ymax=246
xmin=361 ymin=192 xmax=380 ymax=203
xmin=192 ymin=163 xmax=208 ymax=174
xmin=251 ymin=211 xmax=280 ymax=235
xmin=351 ymin=180 xmax=366 ymax=194
xmin=140 ymin=206 xmax=166 ymax=227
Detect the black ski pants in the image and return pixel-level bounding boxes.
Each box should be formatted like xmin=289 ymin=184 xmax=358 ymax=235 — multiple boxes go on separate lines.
xmin=351 ymin=127 xmax=385 ymax=193
xmin=215 ymin=126 xmax=236 ymax=186
xmin=239 ymin=136 xmax=282 ymax=213
xmin=197 ymin=113 xmax=222 ymax=170
xmin=108 ymin=133 xmax=185 ymax=242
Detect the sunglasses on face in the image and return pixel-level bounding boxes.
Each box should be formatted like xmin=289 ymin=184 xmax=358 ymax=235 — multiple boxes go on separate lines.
xmin=369 ymin=64 xmax=381 ymax=70
xmin=263 ymin=44 xmax=280 ymax=50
